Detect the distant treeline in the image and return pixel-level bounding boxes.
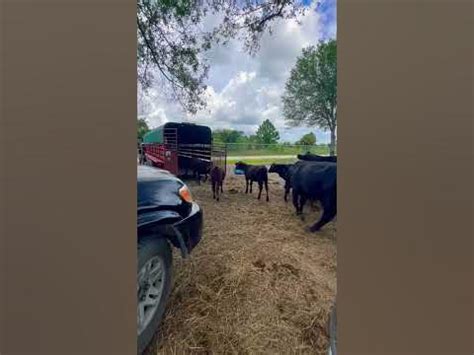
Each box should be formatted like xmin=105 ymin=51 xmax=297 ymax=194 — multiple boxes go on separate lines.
xmin=213 ymin=126 xmax=333 ymax=156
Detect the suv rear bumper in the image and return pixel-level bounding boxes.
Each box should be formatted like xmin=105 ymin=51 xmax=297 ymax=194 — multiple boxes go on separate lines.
xmin=172 ymin=202 xmax=203 ymax=257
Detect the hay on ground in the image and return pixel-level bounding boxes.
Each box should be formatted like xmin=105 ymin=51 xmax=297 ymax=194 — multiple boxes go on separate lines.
xmin=147 ymin=168 xmax=336 ymax=355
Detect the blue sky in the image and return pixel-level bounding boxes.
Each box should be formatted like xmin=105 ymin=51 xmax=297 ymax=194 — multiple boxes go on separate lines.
xmin=138 ymin=0 xmax=337 ymax=144
xmin=317 ymin=0 xmax=337 ymax=41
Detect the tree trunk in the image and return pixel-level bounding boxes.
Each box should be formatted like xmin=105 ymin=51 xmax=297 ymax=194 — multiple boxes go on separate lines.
xmin=329 ymin=128 xmax=336 ymax=156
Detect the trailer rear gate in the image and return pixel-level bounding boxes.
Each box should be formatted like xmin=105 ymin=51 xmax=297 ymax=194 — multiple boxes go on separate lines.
xmin=142 ymin=123 xmax=226 ymax=177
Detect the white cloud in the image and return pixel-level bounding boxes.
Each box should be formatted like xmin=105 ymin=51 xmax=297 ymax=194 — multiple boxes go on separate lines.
xmin=138 ymin=4 xmax=335 ymax=143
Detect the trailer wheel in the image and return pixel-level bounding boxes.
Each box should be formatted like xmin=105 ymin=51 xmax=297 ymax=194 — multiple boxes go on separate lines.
xmin=137 ymin=237 xmax=172 ymax=354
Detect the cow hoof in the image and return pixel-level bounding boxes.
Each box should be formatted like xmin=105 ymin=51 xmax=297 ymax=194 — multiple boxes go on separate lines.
xmin=309 ymin=226 xmax=320 ymax=233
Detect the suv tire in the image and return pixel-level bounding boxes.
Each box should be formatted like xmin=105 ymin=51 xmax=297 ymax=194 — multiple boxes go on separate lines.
xmin=137 ymin=237 xmax=172 ymax=354
xmin=328 ymin=304 xmax=337 ymax=355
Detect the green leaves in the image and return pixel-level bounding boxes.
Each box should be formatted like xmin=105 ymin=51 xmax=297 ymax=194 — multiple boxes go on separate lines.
xmin=138 ymin=0 xmax=309 ymax=114
xmin=212 ymin=129 xmax=246 ymax=144
xmin=296 ymin=132 xmax=316 ymax=145
xmin=282 ymin=39 xmax=337 ymax=154
xmin=137 ymin=118 xmax=151 ymax=142
xmin=137 ymin=0 xmax=209 ymax=114
xmin=256 ymin=119 xmax=280 ymax=144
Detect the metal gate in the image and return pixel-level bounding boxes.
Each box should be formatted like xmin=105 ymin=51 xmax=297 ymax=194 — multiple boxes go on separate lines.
xmin=211 ymin=143 xmax=227 ymax=175
xmin=163 ymin=127 xmax=178 ymax=175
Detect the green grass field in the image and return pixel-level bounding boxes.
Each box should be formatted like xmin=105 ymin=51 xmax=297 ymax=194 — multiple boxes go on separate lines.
xmin=224 ymin=144 xmax=332 ymax=165
xmin=225 ymin=144 xmax=335 ymax=165
xmin=226 ymin=156 xmax=298 ymax=165
xmin=226 ymin=145 xmax=330 ymax=157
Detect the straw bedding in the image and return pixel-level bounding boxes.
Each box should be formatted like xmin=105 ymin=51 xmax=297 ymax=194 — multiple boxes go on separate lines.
xmin=146 ymin=169 xmax=336 ymax=355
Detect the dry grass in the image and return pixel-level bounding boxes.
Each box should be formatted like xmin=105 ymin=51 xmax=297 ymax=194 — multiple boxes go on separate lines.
xmin=147 ymin=168 xmax=336 ymax=355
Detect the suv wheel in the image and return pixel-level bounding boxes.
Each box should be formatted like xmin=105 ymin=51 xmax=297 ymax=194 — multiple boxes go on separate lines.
xmin=328 ymin=304 xmax=337 ymax=355
xmin=137 ymin=237 xmax=172 ymax=354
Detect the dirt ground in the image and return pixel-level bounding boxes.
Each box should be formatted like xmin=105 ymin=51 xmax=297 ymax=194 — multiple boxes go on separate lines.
xmin=148 ymin=168 xmax=337 ymax=355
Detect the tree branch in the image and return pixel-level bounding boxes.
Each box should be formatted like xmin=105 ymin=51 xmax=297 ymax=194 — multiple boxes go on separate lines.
xmin=137 ymin=17 xmax=185 ymax=90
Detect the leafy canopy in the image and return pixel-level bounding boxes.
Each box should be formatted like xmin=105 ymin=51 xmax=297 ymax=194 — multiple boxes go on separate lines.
xmin=282 ymin=39 xmax=337 ymax=154
xmin=296 ymin=132 xmax=316 ymax=145
xmin=137 ymin=118 xmax=150 ymax=141
xmin=256 ymin=119 xmax=280 ymax=144
xmin=138 ymin=0 xmax=308 ymax=114
xmin=213 ymin=129 xmax=246 ymax=144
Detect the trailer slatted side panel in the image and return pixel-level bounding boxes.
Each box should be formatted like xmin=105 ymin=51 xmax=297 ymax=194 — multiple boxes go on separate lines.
xmin=139 ymin=123 xmax=226 ymax=177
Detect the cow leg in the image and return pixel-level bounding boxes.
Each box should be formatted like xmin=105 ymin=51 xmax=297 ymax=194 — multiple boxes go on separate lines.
xmin=310 ymin=195 xmax=337 ymax=232
xmin=292 ymin=190 xmax=301 ymax=215
xmin=257 ymin=181 xmax=263 ymax=200
xmin=265 ymin=179 xmax=269 ymax=202
xmin=284 ymin=181 xmax=289 ymax=202
xmin=245 ymin=179 xmax=249 ymax=193
xmin=250 ymin=180 xmax=253 ymax=193
xmin=215 ymin=183 xmax=219 ymax=201
xmin=310 ymin=206 xmax=336 ymax=232
xmin=212 ymin=182 xmax=216 ymax=199
xmin=299 ymin=195 xmax=307 ymax=221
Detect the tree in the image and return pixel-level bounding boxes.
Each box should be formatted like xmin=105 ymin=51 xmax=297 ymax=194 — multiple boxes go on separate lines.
xmin=212 ymin=129 xmax=245 ymax=144
xmin=138 ymin=0 xmax=307 ymax=113
xmin=282 ymin=40 xmax=337 ymax=155
xmin=256 ymin=119 xmax=280 ymax=144
xmin=296 ymin=132 xmax=316 ymax=145
xmin=137 ymin=118 xmax=150 ymax=142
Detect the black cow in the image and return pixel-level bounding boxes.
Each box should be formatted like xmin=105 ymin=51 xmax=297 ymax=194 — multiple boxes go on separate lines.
xmin=188 ymin=158 xmax=211 ymax=183
xmin=297 ymin=153 xmax=337 ymax=163
xmin=234 ymin=161 xmax=269 ymax=202
xmin=290 ymin=160 xmax=337 ymax=232
xmin=268 ymin=163 xmax=294 ymax=202
xmin=138 ymin=145 xmax=146 ymax=165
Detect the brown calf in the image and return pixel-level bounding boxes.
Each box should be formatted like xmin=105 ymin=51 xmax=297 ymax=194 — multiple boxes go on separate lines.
xmin=210 ymin=165 xmax=225 ymax=201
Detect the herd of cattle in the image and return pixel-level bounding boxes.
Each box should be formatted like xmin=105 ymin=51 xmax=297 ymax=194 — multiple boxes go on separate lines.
xmin=186 ymin=152 xmax=337 ymax=233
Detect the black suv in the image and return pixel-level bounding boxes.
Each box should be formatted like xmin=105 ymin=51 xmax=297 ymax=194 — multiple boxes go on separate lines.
xmin=137 ymin=165 xmax=203 ymax=353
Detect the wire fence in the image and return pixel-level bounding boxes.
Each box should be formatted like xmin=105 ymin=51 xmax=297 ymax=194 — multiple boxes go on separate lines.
xmin=138 ymin=140 xmax=336 ymax=167
xmin=223 ymin=142 xmax=334 ymax=157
